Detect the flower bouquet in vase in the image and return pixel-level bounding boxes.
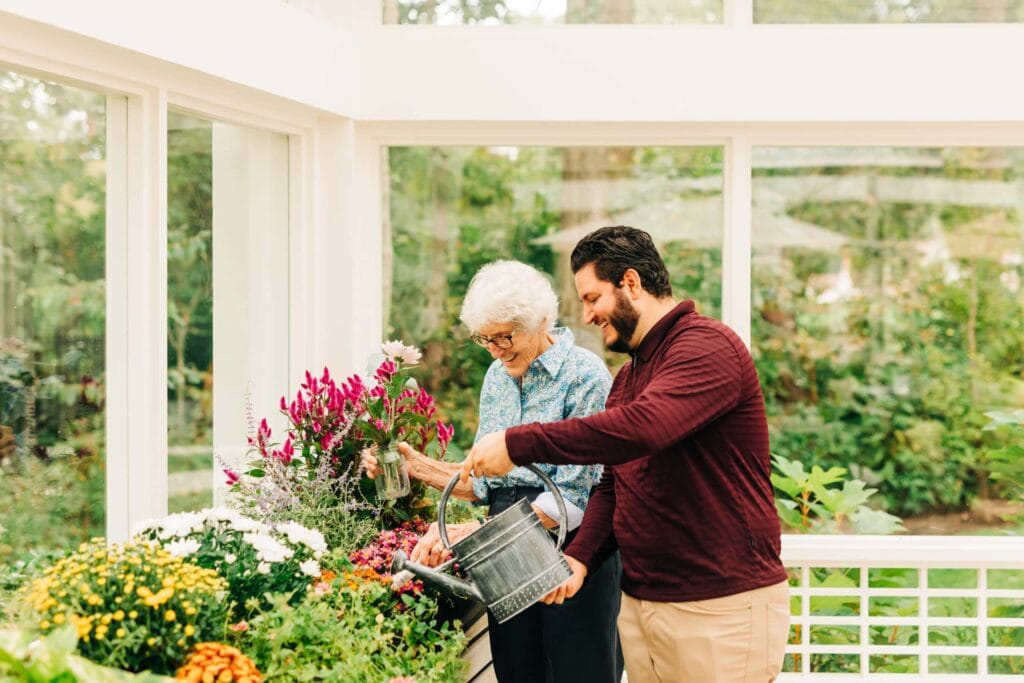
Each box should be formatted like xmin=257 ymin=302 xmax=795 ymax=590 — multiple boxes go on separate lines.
xmin=354 ymin=341 xmax=455 ymax=510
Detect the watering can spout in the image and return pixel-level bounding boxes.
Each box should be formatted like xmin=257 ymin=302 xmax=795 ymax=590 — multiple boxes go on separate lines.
xmin=392 ymin=550 xmax=483 ymax=602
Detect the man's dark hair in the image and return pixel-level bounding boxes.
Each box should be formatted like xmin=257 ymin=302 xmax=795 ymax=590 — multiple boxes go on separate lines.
xmin=570 ymin=225 xmax=673 ymax=298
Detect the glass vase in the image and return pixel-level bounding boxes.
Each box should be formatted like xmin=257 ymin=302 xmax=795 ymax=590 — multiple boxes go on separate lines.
xmin=374 ymin=442 xmax=410 ymax=500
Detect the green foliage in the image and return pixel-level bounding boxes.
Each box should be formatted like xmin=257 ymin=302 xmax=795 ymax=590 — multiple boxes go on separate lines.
xmin=243 ymin=571 xmax=467 ymax=682
xmin=0 ymin=452 xmax=104 ymax=564
xmin=0 ymin=623 xmax=173 ymax=682
xmin=985 ymin=409 xmax=1024 ymax=506
xmin=772 ymin=454 xmax=904 ymax=533
xmin=755 ymin=152 xmax=1024 ymax=517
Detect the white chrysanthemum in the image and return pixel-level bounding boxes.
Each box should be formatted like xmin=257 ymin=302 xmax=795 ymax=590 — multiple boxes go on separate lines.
xmin=300 ymin=559 xmax=321 ymax=577
xmin=243 ymin=532 xmax=293 ymax=563
xmin=164 ymin=539 xmax=201 ymax=557
xmin=160 ymin=511 xmax=205 ymax=538
xmin=257 ymin=562 xmax=271 ymax=575
xmin=204 ymin=507 xmax=241 ymax=524
xmin=275 ymin=521 xmax=328 ymax=555
xmin=130 ymin=518 xmax=161 ymax=537
xmin=224 ymin=553 xmax=237 ymax=564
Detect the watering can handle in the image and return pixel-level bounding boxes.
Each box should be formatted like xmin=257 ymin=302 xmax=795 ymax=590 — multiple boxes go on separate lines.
xmin=437 ymin=463 xmax=569 ymax=552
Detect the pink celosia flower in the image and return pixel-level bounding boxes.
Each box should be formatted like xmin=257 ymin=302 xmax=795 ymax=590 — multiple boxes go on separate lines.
xmin=223 ymin=468 xmax=240 ymax=486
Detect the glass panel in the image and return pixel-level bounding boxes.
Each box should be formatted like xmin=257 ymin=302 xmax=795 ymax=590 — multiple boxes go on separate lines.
xmin=929 ymin=597 xmax=976 ymax=617
xmin=167 ymin=110 xmax=290 ymax=514
xmin=755 ymin=0 xmax=1024 ymax=23
xmin=811 ymin=653 xmax=858 ymax=673
xmin=930 ymin=568 xmax=978 ymax=589
xmin=869 ymin=567 xmax=918 ymax=587
xmin=810 ymin=624 xmax=858 ymax=644
xmin=929 ymin=626 xmax=977 ymax=645
xmin=753 ymin=147 xmax=1024 ymax=534
xmin=0 ymin=71 xmax=108 ymax=563
xmin=386 ymin=0 xmax=722 ymax=24
xmin=387 ymin=146 xmax=722 ymax=456
xmin=870 ymin=654 xmax=918 ymax=674
xmin=869 ymin=597 xmax=918 ymax=616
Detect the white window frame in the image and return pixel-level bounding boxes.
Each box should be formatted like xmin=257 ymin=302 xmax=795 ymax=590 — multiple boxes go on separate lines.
xmin=0 ymin=11 xmax=339 ymax=539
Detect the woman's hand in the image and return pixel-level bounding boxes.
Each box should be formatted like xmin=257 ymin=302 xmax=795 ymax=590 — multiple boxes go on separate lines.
xmin=360 ymin=444 xmax=383 ymax=479
xmin=410 ymin=520 xmax=480 ymax=567
xmin=531 ymin=504 xmax=559 ymax=530
xmin=362 ymin=442 xmax=427 ymax=480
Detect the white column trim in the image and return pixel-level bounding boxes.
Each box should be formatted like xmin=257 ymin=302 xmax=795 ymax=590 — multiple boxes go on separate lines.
xmin=724 ymin=0 xmax=754 ymax=27
xmin=104 ymin=94 xmax=129 ymax=541
xmin=722 ymin=135 xmax=752 ymax=348
xmin=124 ymin=86 xmax=168 ymax=530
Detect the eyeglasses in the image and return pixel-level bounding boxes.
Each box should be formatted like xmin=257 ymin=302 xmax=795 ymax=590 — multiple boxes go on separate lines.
xmin=470 ymin=331 xmax=516 ymax=350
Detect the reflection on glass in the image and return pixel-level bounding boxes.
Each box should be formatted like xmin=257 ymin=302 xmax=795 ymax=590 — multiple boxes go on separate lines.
xmin=166 ymin=112 xmax=290 ymax=514
xmin=0 ymin=71 xmax=107 ymax=562
xmin=167 ymin=111 xmax=214 ymax=514
xmin=754 ymin=0 xmax=1024 ymax=23
xmin=751 ymin=146 xmax=1024 ymax=532
xmin=386 ymin=145 xmax=722 ymax=452
xmin=387 ymin=0 xmax=722 ymax=24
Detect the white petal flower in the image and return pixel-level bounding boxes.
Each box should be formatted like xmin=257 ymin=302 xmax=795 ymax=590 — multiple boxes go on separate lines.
xmin=224 ymin=554 xmax=237 ymax=564
xmin=164 ymin=539 xmax=201 ymax=557
xmin=243 ymin=532 xmax=293 ymax=563
xmin=275 ymin=521 xmax=328 ymax=555
xmin=396 ymin=345 xmax=422 ymax=365
xmin=257 ymin=562 xmax=271 ymax=575
xmin=300 ymin=560 xmax=321 ymax=577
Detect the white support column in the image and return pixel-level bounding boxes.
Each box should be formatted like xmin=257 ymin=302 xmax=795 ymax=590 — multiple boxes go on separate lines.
xmin=722 ymin=135 xmax=752 ymax=347
xmin=104 ymin=94 xmax=129 ymax=541
xmin=311 ymin=118 xmax=382 ymax=378
xmin=124 ymin=87 xmax=168 ymax=533
xmin=211 ymin=124 xmax=291 ymax=505
xmin=723 ymin=0 xmax=754 ymax=27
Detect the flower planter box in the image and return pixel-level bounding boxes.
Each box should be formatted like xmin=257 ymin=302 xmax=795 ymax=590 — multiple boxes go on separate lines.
xmin=460 ymin=605 xmax=495 ymax=683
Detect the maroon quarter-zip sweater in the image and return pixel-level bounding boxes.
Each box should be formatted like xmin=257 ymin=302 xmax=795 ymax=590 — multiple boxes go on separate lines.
xmin=506 ymin=301 xmax=787 ymax=602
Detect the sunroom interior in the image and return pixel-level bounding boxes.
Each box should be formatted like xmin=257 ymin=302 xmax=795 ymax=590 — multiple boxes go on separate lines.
xmin=1 ymin=0 xmax=1024 ymax=679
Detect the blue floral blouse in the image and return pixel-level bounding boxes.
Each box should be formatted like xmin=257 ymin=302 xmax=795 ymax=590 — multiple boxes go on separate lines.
xmin=472 ymin=327 xmax=611 ymax=512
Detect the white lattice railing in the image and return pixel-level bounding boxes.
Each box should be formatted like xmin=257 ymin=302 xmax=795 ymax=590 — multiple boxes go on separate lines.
xmin=780 ymin=535 xmax=1024 ymax=680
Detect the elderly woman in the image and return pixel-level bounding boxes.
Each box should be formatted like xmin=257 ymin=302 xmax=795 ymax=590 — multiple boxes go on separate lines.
xmin=366 ymin=260 xmax=622 ymax=683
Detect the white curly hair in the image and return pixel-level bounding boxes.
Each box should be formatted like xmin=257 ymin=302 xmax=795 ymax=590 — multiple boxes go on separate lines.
xmin=459 ymin=260 xmax=559 ymax=334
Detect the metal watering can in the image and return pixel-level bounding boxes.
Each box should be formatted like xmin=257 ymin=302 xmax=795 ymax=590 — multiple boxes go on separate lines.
xmin=392 ymin=464 xmax=571 ymax=623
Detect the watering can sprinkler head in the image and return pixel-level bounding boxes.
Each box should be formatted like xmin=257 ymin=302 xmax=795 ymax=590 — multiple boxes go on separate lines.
xmin=391 ymin=550 xmax=483 ymax=602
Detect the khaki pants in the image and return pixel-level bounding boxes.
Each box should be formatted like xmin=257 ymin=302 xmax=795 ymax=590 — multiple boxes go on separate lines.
xmin=618 ymin=581 xmax=790 ymax=683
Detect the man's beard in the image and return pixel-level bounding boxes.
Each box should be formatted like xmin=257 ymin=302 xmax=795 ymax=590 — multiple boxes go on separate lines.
xmin=605 ymin=288 xmax=640 ymax=353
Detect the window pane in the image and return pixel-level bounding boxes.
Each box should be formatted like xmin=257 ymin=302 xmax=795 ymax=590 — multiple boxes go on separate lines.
xmin=167 ymin=111 xmax=290 ymax=514
xmin=752 ymin=146 xmax=1024 ymax=532
xmin=387 ymin=145 xmax=722 ymax=453
xmin=755 ymin=0 xmax=1024 ymax=23
xmin=0 ymin=72 xmax=107 ymax=561
xmin=386 ymin=0 xmax=722 ymax=24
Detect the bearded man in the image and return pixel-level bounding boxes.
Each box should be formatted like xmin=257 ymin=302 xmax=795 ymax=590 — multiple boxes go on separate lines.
xmin=461 ymin=225 xmax=790 ymax=683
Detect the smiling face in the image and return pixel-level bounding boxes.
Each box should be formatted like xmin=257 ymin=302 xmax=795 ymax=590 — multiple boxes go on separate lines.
xmin=574 ymin=263 xmax=641 ymax=353
xmin=474 ymin=321 xmax=551 ymax=379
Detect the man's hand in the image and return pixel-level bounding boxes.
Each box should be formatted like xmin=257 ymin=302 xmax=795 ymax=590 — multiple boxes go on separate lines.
xmin=0 ymin=425 xmax=15 ymax=461
xmin=410 ymin=521 xmax=479 ymax=567
xmin=540 ymin=554 xmax=587 ymax=605
xmin=459 ymin=430 xmax=514 ymax=483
